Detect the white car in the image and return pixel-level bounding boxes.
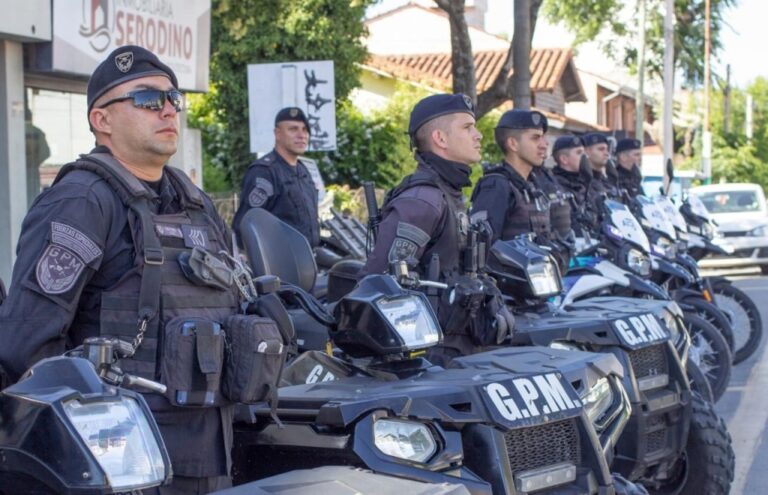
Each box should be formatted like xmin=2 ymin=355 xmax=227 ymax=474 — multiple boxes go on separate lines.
xmin=689 ymin=183 xmax=768 ymax=272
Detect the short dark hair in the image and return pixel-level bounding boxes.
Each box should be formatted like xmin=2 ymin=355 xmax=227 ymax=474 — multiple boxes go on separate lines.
xmin=494 ymin=127 xmax=524 ymax=153
xmin=553 ymin=148 xmax=568 ymax=165
xmin=413 ymin=114 xmax=455 ymax=152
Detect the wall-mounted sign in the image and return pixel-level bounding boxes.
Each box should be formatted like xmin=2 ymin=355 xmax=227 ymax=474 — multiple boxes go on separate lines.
xmin=247 ymin=61 xmax=336 ymax=153
xmin=51 ymin=0 xmax=211 ymax=91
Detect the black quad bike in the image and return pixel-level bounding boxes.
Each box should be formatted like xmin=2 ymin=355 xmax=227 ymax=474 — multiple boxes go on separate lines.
xmin=0 ymin=341 xmax=468 ymax=495
xmin=567 ymin=195 xmax=732 ymax=403
xmin=233 ymin=208 xmax=646 ymax=495
xmin=484 ymin=236 xmax=734 ymax=494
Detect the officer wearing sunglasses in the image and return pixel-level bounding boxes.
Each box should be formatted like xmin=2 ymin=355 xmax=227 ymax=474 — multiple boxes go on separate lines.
xmin=0 ymin=46 xmax=237 ymax=494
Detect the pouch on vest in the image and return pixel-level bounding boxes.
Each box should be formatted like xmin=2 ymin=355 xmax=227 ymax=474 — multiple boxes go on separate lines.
xmin=222 ymin=314 xmax=287 ymax=404
xmin=161 ymin=317 xmax=226 ymax=407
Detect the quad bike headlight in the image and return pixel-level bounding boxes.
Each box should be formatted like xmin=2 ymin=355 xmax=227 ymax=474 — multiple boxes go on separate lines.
xmin=528 ymin=257 xmax=561 ymax=297
xmin=548 ymin=341 xmax=583 ymax=352
xmin=375 ymin=296 xmax=441 ymax=350
xmin=63 ymin=396 xmax=167 ymax=491
xmin=373 ymin=419 xmax=437 ymax=463
xmin=626 ymin=249 xmax=651 ymax=276
xmin=654 ymin=236 xmax=676 ymax=258
xmin=580 ymin=378 xmax=615 ymax=430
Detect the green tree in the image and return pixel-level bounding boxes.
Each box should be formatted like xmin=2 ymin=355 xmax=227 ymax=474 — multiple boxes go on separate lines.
xmin=188 ymin=0 xmax=374 ymax=189
xmin=543 ymin=0 xmax=734 ymax=87
xmin=682 ymin=77 xmax=768 ymax=189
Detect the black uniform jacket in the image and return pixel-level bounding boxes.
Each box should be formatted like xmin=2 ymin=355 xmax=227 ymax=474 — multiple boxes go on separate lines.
xmin=0 ymin=146 xmax=232 ymax=477
xmin=233 ymin=149 xmax=320 ymax=247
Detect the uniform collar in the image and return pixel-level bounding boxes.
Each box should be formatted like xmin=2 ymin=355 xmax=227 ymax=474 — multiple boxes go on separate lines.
xmin=488 ymin=161 xmax=533 ymax=189
xmin=417 ymin=152 xmax=472 ymax=190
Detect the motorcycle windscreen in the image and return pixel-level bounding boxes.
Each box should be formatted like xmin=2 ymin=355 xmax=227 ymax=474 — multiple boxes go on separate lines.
xmin=638 ymin=196 xmax=677 ymax=240
xmin=655 ymin=196 xmax=688 ymax=233
xmin=606 ymin=200 xmax=651 ymax=252
xmin=687 ymin=194 xmax=713 ymax=221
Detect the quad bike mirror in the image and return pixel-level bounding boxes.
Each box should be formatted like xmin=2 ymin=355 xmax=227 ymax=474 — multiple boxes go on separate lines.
xmin=579 ymin=154 xmax=593 ymax=181
xmin=663 ymin=158 xmax=675 ymax=197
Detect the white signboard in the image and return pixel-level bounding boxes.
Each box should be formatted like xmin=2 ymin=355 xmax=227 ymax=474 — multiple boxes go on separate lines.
xmin=52 ymin=0 xmax=211 ymax=91
xmin=247 ymin=61 xmax=336 ymax=153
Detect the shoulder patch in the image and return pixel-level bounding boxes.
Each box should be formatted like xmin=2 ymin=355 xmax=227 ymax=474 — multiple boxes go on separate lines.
xmin=50 ymin=222 xmax=102 ymax=263
xmin=396 ymin=222 xmax=431 ymax=247
xmin=248 ymin=178 xmax=275 ymax=207
xmin=388 ymin=238 xmax=419 ymax=264
xmin=36 ymin=244 xmax=86 ymax=294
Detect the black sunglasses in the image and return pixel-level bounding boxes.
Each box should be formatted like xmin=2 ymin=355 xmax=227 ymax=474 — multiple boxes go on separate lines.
xmin=98 ymin=89 xmax=186 ymax=112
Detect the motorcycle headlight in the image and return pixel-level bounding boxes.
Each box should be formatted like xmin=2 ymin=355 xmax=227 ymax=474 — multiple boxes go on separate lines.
xmin=528 ymin=258 xmax=561 ymax=297
xmin=626 ymin=248 xmax=651 ymax=276
xmin=580 ymin=378 xmax=614 ymax=430
xmin=655 ymin=236 xmax=676 ymax=257
xmin=373 ymin=419 xmax=437 ymax=463
xmin=702 ymin=222 xmax=715 ymax=240
xmin=63 ymin=397 xmax=167 ymax=491
xmin=376 ymin=296 xmax=441 ymax=350
xmin=661 ymin=308 xmax=681 ymax=345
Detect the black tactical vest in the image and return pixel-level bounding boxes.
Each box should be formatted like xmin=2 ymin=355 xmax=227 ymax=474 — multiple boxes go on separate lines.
xmin=617 ymin=164 xmax=643 ymax=198
xmin=383 ymin=165 xmax=468 ymax=282
xmin=532 ymin=168 xmax=573 ymax=242
xmin=482 ymin=166 xmax=551 ymax=242
xmin=55 ymin=153 xmax=239 ymax=382
xmin=244 ymin=153 xmax=320 ymax=246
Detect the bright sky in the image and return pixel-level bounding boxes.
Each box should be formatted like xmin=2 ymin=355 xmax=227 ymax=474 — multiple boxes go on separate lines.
xmin=368 ymin=0 xmax=767 ymax=88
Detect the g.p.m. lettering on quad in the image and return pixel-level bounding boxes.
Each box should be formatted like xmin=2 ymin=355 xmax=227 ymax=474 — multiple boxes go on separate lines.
xmin=484 ymin=373 xmax=582 ymax=426
xmin=613 ymin=314 xmax=669 ymax=348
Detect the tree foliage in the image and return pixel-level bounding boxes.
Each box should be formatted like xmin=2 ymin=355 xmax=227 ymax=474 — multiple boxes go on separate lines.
xmin=313 ymin=83 xmax=504 ymax=191
xmin=682 ymin=77 xmax=768 ymax=189
xmin=188 ymin=0 xmax=374 ymax=189
xmin=543 ymin=0 xmax=734 ymax=87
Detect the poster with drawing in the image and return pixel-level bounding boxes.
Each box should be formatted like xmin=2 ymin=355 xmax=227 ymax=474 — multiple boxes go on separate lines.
xmin=247 ymin=61 xmax=336 ymax=154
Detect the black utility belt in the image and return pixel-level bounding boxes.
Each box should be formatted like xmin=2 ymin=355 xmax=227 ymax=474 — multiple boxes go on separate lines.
xmin=159 ymin=315 xmax=286 ymax=407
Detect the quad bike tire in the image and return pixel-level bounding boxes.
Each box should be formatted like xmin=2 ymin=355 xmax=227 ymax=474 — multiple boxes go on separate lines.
xmin=710 ymin=281 xmax=763 ymax=364
xmin=682 ymin=297 xmax=735 ymax=354
xmin=649 ymin=392 xmax=735 ymax=495
xmin=682 ymin=313 xmax=732 ymax=402
xmin=685 ymin=359 xmax=714 ymax=404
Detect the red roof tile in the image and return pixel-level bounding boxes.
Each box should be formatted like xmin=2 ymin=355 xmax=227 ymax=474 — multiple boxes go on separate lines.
xmin=367 ymin=48 xmax=585 ymax=101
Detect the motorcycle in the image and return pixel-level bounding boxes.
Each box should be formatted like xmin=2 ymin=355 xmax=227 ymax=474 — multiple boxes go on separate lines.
xmin=680 ymin=193 xmax=764 ymax=364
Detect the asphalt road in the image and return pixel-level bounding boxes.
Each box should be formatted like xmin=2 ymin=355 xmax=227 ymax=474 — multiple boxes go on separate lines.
xmin=712 ymin=276 xmax=768 ymax=494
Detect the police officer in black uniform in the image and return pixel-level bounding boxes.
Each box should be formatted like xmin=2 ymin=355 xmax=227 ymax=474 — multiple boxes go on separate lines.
xmin=361 ymin=93 xmax=510 ymax=363
xmin=0 ymin=46 xmax=237 ymax=494
xmin=470 ymin=110 xmax=552 ymax=245
xmin=554 ymin=132 xmax=618 ymax=235
xmin=615 ymin=137 xmax=645 ymax=198
xmin=233 ymin=107 xmax=320 ymax=247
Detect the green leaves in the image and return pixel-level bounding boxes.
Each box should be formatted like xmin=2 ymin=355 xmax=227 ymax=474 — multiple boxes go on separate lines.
xmin=188 ymin=0 xmax=374 ymax=188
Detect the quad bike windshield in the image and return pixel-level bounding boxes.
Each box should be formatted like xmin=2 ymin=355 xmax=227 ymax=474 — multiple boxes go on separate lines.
xmin=604 ymin=200 xmax=651 ymax=253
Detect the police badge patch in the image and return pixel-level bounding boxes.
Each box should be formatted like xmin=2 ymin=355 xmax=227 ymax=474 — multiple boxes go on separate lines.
xmin=115 ymin=52 xmax=134 ymax=73
xmin=248 ymin=178 xmax=274 ymax=207
xmin=36 ymin=245 xmax=86 ymax=294
xmin=388 ymin=238 xmax=419 ymax=264
xmin=35 ymin=222 xmax=103 ymax=295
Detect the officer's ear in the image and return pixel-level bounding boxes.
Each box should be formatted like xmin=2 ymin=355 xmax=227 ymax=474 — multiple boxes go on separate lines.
xmin=506 ymin=134 xmax=519 ymax=154
xmin=89 ymin=107 xmax=112 ymax=136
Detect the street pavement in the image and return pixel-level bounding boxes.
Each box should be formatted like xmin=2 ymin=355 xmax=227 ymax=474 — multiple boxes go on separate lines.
xmin=713 ymin=276 xmax=768 ymax=494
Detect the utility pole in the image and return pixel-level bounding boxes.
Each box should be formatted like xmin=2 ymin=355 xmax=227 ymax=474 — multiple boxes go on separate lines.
xmin=635 ymin=0 xmax=647 ymax=143
xmin=663 ymin=0 xmax=674 ymax=193
xmin=723 ymin=64 xmax=731 ymax=134
xmin=702 ymin=0 xmax=712 ymax=183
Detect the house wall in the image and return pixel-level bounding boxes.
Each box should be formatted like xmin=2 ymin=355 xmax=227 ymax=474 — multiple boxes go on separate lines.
xmin=533 ymin=84 xmax=566 ymax=115
xmin=366 ymin=6 xmax=508 ymax=55
xmin=350 ymin=71 xmax=398 ymax=113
